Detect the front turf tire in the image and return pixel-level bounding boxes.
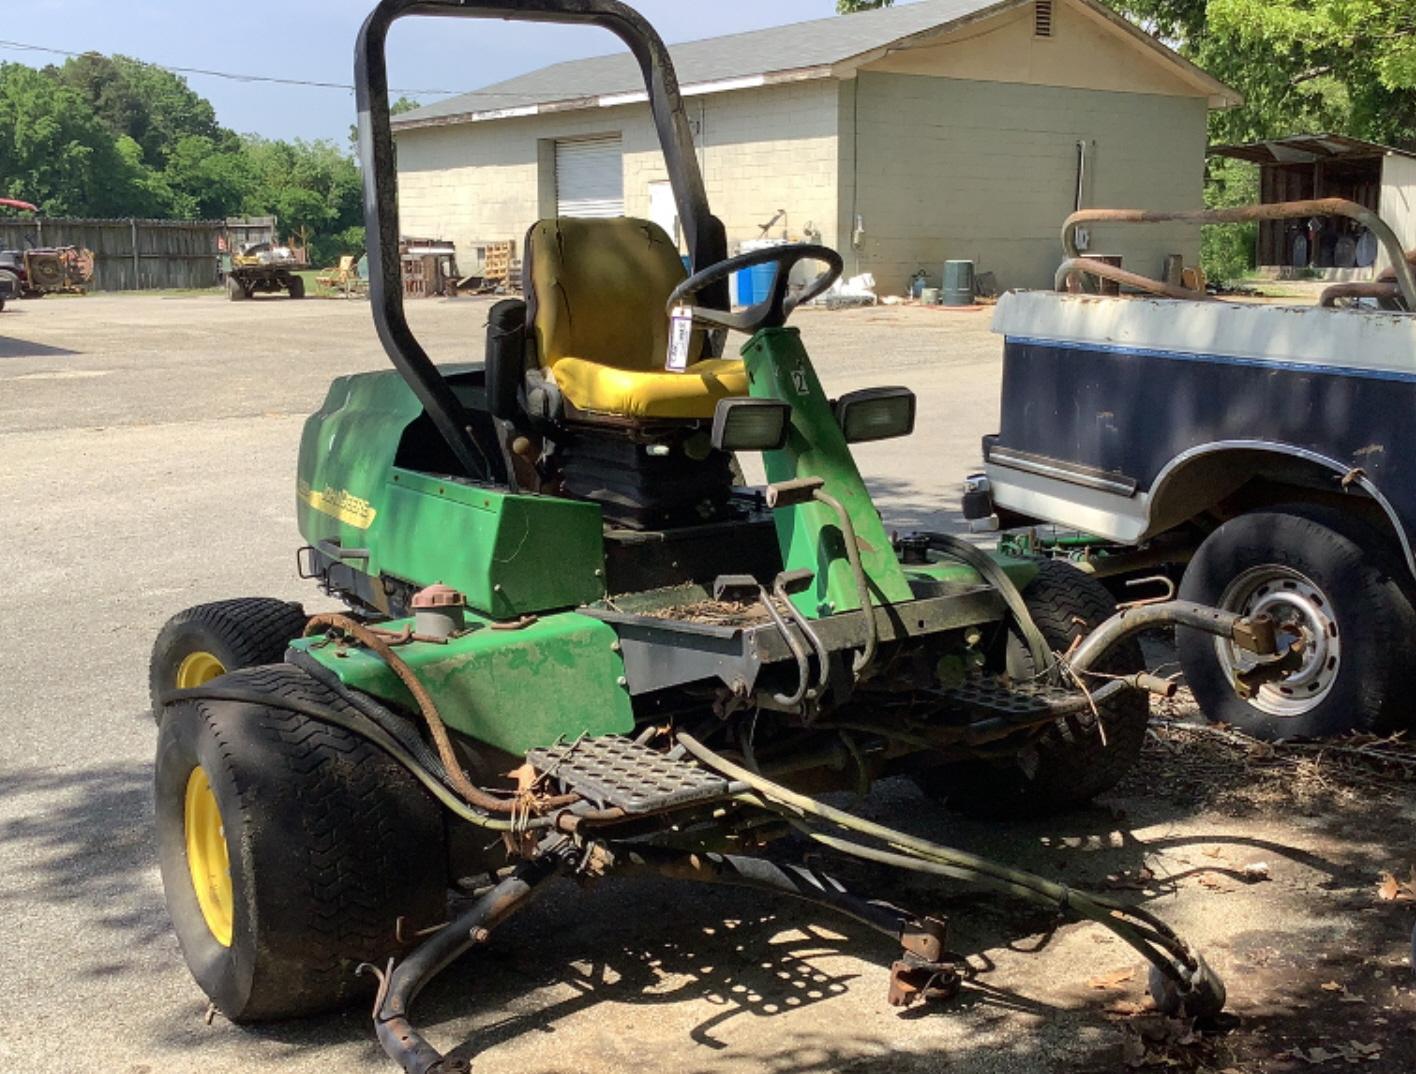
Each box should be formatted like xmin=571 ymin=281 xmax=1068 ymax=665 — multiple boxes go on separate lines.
xmin=288 ymin=275 xmax=306 ymax=299
xmin=155 ymin=665 xmax=448 ymax=1022
xmin=918 ymin=559 xmax=1150 ymax=818
xmin=149 ymin=597 xmax=309 ymax=713
xmin=1178 ymin=506 xmax=1416 ymax=739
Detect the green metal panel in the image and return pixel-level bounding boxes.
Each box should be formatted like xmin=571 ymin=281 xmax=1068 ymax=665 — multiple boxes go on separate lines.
xmin=291 ymin=610 xmax=634 ymax=755
xmin=375 ymin=469 xmax=605 ymax=618
xmin=742 ymin=327 xmax=914 ymax=617
xmin=296 ymin=370 xmax=606 ymax=617
xmin=902 ymin=552 xmax=1040 ymax=591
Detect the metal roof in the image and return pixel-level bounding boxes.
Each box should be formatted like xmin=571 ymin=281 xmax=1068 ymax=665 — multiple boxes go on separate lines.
xmin=394 ymin=0 xmax=1234 ymax=129
xmin=1209 ymin=133 xmax=1416 ymax=165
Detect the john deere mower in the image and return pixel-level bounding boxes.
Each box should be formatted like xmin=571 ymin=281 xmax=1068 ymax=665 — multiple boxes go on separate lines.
xmin=150 ymin=2 xmax=1283 ymax=1069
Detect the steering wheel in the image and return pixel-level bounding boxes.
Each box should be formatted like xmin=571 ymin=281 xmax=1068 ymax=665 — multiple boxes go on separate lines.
xmin=668 ymin=244 xmax=844 ymax=335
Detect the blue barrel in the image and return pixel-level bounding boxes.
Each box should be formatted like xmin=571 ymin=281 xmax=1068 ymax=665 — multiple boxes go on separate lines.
xmin=942 ymin=260 xmax=975 ymax=306
xmin=735 ymin=266 xmax=756 ymax=306
xmin=748 ymin=262 xmax=776 ymax=306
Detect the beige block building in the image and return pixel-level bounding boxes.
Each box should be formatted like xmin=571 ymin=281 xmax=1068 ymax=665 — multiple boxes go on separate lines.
xmin=393 ymin=0 xmax=1237 ymax=294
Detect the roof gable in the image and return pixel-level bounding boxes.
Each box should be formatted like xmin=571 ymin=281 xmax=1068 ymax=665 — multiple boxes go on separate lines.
xmin=394 ymin=0 xmax=1234 ymax=130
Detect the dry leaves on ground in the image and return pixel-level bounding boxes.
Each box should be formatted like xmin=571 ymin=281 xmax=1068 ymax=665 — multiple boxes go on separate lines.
xmin=1376 ymin=866 xmax=1416 ymax=902
xmin=1088 ymin=966 xmax=1136 ymax=990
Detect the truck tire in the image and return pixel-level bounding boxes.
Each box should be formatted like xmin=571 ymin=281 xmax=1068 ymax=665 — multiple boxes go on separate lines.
xmin=917 ymin=559 xmax=1149 ymax=817
xmin=155 ymin=664 xmax=447 ymax=1022
xmin=149 ymin=598 xmax=309 ymax=713
xmin=287 ymin=275 xmax=306 ymax=299
xmin=226 ymin=276 xmax=246 ymax=301
xmin=1177 ymin=506 xmax=1416 ymax=738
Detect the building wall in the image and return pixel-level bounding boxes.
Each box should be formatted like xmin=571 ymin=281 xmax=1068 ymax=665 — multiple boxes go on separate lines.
xmin=864 ymin=0 xmax=1209 ymax=100
xmin=1378 ymin=154 xmax=1416 ymax=274
xmin=394 ymin=79 xmax=840 ymax=269
xmin=846 ymin=72 xmax=1208 ymax=291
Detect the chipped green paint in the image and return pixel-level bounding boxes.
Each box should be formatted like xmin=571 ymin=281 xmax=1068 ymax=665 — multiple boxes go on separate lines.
xmin=291 ymin=609 xmax=633 ymax=755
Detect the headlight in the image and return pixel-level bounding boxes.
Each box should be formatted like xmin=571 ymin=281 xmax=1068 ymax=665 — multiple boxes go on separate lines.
xmin=711 ymin=398 xmax=791 ymax=452
xmin=835 ymin=387 xmax=916 ymax=443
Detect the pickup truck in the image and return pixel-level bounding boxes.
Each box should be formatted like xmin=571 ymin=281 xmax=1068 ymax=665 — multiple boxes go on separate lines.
xmin=965 ymin=200 xmax=1416 ymax=740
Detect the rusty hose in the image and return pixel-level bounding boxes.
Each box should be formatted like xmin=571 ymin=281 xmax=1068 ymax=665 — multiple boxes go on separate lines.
xmin=1061 ymin=199 xmax=1416 ymax=310
xmin=1319 ymin=280 xmax=1403 ymax=308
xmin=304 ymin=614 xmax=577 ymax=814
xmin=1055 ymin=257 xmax=1211 ymax=301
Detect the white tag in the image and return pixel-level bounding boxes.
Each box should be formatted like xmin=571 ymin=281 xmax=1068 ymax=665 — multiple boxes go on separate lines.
xmin=666 ymin=306 xmax=694 ymax=372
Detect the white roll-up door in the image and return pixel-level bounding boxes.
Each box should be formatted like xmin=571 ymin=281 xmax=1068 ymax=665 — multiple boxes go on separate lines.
xmin=555 ymin=136 xmax=624 ymax=218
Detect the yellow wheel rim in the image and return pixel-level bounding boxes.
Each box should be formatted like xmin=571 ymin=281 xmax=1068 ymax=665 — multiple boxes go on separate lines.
xmin=184 ymin=767 xmax=234 ymax=947
xmin=176 ymin=650 xmax=226 ymax=689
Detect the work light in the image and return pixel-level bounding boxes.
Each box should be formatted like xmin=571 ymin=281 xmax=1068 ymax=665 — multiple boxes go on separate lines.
xmin=711 ymin=398 xmax=791 ymax=452
xmin=835 ymin=387 xmax=917 ymax=443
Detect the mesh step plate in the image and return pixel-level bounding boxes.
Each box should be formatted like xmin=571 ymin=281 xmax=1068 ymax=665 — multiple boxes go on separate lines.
xmin=526 ymin=736 xmax=731 ymax=814
xmin=940 ymin=677 xmax=1083 ymax=722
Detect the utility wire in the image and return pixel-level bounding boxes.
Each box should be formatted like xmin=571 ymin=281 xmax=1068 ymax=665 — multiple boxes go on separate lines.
xmin=0 ymin=37 xmax=469 ymax=96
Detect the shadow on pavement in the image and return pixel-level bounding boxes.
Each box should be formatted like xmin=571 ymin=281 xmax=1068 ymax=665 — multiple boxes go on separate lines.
xmin=7 ymin=731 xmax=1412 ymax=1071
xmin=0 ymin=332 xmax=81 ymax=358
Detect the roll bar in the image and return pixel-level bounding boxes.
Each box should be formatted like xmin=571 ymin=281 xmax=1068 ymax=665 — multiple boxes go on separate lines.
xmin=355 ymin=0 xmax=728 ymax=480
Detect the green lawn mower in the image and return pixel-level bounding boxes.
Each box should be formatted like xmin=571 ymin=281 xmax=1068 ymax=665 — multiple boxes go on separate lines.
xmin=150 ymin=2 xmax=1282 ymax=1069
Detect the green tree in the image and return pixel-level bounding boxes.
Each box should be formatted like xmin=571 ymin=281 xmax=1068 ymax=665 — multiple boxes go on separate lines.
xmin=0 ymin=62 xmax=144 ymax=215
xmin=1107 ymin=0 xmax=1416 ymax=145
xmin=837 ymin=0 xmax=894 ymax=12
xmin=55 ymin=53 xmax=225 ymax=167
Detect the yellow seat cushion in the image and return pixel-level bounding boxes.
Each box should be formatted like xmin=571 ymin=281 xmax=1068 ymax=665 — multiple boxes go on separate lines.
xmin=551 ymin=356 xmax=748 ymax=420
xmin=525 ymin=217 xmax=744 ymax=421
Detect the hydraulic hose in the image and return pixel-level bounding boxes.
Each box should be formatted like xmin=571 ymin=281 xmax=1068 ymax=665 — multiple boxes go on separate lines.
xmin=161 ymin=683 xmax=550 ymax=832
xmin=916 ymin=533 xmax=1054 ymax=673
xmin=676 ymin=732 xmax=1197 ymax=982
xmin=757 ymin=587 xmax=813 ymax=708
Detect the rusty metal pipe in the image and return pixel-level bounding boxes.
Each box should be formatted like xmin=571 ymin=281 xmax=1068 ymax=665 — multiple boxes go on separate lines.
xmin=374 ymin=854 xmax=561 ymax=1074
xmin=1055 ymin=257 xmax=1210 ymax=301
xmin=1066 ymin=601 xmax=1275 ymax=675
xmin=1319 ymin=280 xmax=1403 ymax=308
xmin=1061 ymin=199 xmax=1416 ymax=310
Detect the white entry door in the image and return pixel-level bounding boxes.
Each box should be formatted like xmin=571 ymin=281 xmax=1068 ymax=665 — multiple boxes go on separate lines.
xmin=648 ymin=180 xmax=680 ymax=247
xmin=555 ymin=136 xmax=624 ymax=218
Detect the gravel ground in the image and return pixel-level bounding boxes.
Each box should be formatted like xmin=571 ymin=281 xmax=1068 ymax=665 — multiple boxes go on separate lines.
xmin=1 ymin=292 xmax=1412 ymax=1074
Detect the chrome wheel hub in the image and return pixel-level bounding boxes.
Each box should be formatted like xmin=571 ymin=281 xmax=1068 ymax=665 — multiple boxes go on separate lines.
xmin=1215 ymin=566 xmax=1340 ymax=717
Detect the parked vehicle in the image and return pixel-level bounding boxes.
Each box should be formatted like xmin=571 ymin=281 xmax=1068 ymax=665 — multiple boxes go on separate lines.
xmin=0 ymin=246 xmax=94 ymax=300
xmin=223 ymin=241 xmax=309 ymax=300
xmin=965 ymin=200 xmax=1416 ymax=740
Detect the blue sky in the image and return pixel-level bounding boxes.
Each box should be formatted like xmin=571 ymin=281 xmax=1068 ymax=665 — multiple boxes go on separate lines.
xmin=0 ymin=0 xmax=897 ymax=144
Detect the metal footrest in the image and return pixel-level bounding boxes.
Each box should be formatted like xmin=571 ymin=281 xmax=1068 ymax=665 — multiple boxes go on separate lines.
xmin=526 ymin=736 xmax=731 ymax=814
xmin=939 ymin=677 xmax=1083 ymax=723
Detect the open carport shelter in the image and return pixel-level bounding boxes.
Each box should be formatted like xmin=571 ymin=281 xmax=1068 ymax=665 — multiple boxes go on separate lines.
xmin=392 ymin=0 xmax=1237 ymax=294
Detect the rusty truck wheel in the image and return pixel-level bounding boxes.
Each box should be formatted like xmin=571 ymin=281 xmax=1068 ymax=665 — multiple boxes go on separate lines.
xmin=1178 ymin=506 xmax=1416 ymax=739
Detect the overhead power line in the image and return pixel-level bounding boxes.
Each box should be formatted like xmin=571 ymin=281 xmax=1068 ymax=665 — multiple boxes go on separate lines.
xmin=0 ymin=37 xmax=465 ymax=96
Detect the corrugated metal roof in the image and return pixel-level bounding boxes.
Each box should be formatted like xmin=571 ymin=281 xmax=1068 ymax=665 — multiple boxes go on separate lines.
xmin=1209 ymin=133 xmax=1416 ymax=165
xmin=394 ymin=0 xmax=1031 ymax=125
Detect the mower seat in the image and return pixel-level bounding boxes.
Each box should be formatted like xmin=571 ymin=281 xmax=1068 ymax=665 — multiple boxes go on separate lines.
xmin=524 ymin=218 xmax=746 ymax=421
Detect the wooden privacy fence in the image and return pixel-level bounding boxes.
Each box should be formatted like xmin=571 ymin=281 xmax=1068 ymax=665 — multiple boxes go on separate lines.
xmin=0 ymin=218 xmax=223 ymax=291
